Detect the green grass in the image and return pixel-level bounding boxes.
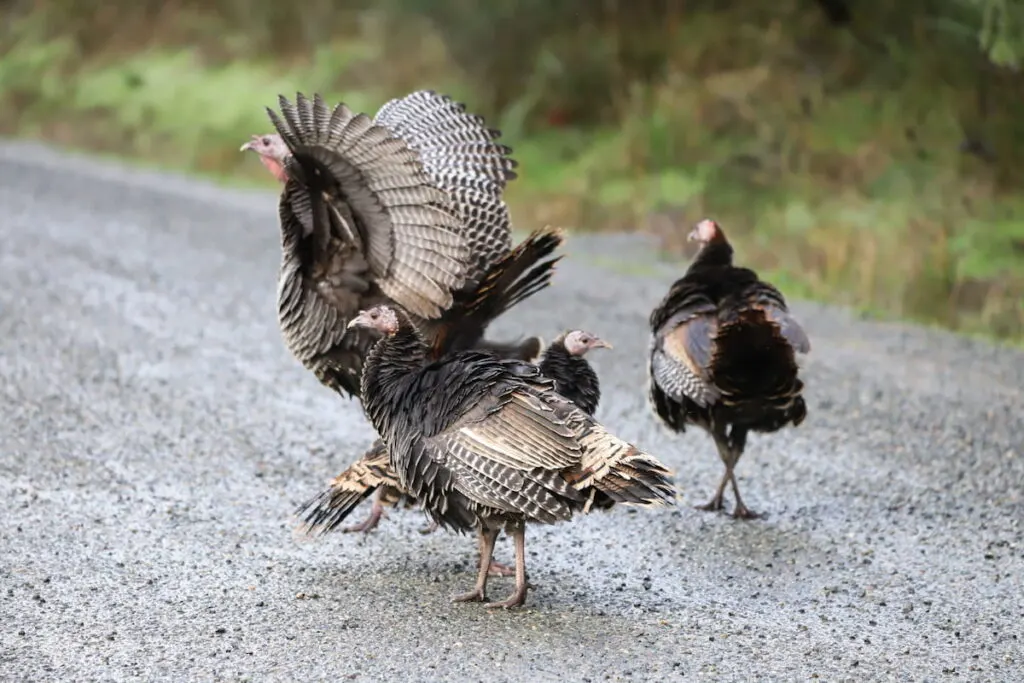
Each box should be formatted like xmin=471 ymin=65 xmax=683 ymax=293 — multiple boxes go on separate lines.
xmin=1 ymin=2 xmax=1022 ymax=344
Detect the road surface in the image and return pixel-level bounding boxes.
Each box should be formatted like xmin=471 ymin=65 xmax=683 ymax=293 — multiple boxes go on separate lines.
xmin=1 ymin=142 xmax=1022 ymax=681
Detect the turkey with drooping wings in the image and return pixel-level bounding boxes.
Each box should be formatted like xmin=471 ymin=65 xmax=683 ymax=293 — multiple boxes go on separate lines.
xmin=349 ymin=304 xmax=675 ymax=609
xmin=647 ymin=219 xmax=810 ymax=519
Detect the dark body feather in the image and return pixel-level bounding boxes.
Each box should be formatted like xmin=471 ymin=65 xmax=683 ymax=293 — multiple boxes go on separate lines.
xmin=538 ymin=337 xmax=601 ymax=418
xmin=297 ymin=328 xmax=605 ymax=536
xmin=647 ymin=222 xmax=810 ymax=518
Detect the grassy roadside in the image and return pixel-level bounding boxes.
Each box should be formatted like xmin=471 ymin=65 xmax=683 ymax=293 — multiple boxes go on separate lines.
xmin=1 ymin=3 xmax=1022 ymax=344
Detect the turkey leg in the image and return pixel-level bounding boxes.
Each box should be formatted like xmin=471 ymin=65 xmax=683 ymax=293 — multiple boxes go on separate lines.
xmin=452 ymin=527 xmax=499 ymax=603
xmin=341 ymin=489 xmax=386 ymax=533
xmin=725 ymin=428 xmax=759 ymax=520
xmin=485 ymin=523 xmax=529 ymax=609
xmin=420 ymin=519 xmax=514 ymax=576
xmin=695 ymin=430 xmax=733 ymax=512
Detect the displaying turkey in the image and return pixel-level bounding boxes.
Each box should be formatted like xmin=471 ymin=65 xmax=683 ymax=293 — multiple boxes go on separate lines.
xmin=241 ymin=90 xmax=562 ymax=400
xmin=647 ymin=219 xmax=810 ymax=519
xmin=295 ymin=328 xmax=615 ymax=575
xmin=348 ymin=304 xmax=675 ymax=609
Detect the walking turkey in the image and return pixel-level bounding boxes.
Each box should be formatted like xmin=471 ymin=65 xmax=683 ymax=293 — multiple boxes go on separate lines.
xmin=295 ymin=328 xmax=615 ymax=574
xmin=348 ymin=304 xmax=675 ymax=609
xmin=241 ymin=90 xmax=562 ymax=400
xmin=647 ymin=219 xmax=810 ymax=519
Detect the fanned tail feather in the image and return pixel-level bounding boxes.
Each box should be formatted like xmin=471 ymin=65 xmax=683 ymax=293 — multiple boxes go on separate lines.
xmin=267 ymin=92 xmax=471 ymax=320
xmin=374 ymin=90 xmax=518 ymax=282
xmin=710 ymin=308 xmax=805 ymax=423
xmin=455 ymin=227 xmax=564 ymax=323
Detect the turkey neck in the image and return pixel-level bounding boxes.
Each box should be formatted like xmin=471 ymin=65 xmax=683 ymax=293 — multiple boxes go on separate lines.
xmin=539 ymin=342 xmax=600 ymax=416
xmin=360 ymin=313 xmax=428 ymax=415
xmin=689 ymin=238 xmax=734 ymax=271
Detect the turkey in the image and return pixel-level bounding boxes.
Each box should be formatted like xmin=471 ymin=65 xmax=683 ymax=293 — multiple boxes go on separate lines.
xmin=241 ymin=90 xmax=562 ymax=400
xmin=348 ymin=304 xmax=675 ymax=609
xmin=285 ymin=224 xmax=565 ymax=543
xmin=647 ymin=219 xmax=810 ymax=519
xmin=537 ymin=329 xmax=610 ymax=417
xmin=295 ymin=328 xmax=614 ymax=574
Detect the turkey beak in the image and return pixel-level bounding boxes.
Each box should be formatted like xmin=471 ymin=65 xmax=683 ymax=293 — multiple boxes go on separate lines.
xmin=347 ymin=313 xmax=368 ymax=330
xmin=591 ymin=338 xmax=613 ymax=350
xmin=686 ymin=227 xmax=700 ymax=242
xmin=240 ymin=136 xmax=258 ymax=152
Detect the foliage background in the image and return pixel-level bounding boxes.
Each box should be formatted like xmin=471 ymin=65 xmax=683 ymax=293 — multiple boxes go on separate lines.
xmin=2 ymin=0 xmax=1022 ymax=341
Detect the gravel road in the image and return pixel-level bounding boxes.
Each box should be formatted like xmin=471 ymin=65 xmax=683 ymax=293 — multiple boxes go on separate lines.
xmin=1 ymin=141 xmax=1022 ymax=682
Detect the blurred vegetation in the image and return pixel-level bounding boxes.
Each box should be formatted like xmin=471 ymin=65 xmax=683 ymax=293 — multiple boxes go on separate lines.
xmin=1 ymin=0 xmax=1022 ymax=342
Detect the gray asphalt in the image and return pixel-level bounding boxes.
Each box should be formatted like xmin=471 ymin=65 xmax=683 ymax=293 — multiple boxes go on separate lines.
xmin=1 ymin=141 xmax=1022 ymax=682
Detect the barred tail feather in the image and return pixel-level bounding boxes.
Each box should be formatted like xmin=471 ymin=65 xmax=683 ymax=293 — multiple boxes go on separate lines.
xmin=268 ymin=92 xmax=471 ymax=320
xmin=293 ymin=440 xmax=402 ymax=535
xmin=457 ymin=226 xmax=565 ymax=323
xmin=373 ymin=90 xmax=518 ymax=282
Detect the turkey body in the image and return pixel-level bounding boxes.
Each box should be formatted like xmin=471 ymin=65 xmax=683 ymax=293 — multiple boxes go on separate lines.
xmin=296 ymin=330 xmax=609 ymax=572
xmin=647 ymin=221 xmax=810 ymax=518
xmin=356 ymin=307 xmax=675 ymax=608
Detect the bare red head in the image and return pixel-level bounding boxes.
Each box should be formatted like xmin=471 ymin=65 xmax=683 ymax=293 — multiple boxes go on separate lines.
xmin=240 ymin=134 xmax=290 ymax=183
xmin=687 ymin=219 xmax=727 ymax=246
xmin=562 ymin=330 xmax=612 ymax=356
xmin=347 ymin=305 xmax=401 ymax=336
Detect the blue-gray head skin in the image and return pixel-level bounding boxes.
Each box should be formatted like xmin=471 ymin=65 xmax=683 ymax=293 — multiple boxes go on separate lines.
xmin=240 ymin=133 xmax=290 ymax=183
xmin=562 ymin=330 xmax=612 ymax=356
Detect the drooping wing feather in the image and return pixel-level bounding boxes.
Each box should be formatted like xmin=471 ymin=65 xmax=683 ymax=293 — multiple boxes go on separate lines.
xmin=374 ymin=90 xmax=517 ymax=281
xmin=741 ymin=281 xmax=811 ymax=355
xmin=573 ymin=422 xmax=676 ymax=509
xmin=294 ymin=439 xmax=401 ymax=535
xmin=650 ymin=295 xmax=722 ymax=408
xmin=269 ymin=92 xmax=471 ymax=320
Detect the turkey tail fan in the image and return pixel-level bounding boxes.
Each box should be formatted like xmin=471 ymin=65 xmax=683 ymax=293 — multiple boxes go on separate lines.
xmin=374 ymin=90 xmax=519 ymax=283
xmin=710 ymin=308 xmax=804 ymax=415
xmin=267 ymin=92 xmax=471 ymax=320
xmin=295 ymin=480 xmax=377 ymax=537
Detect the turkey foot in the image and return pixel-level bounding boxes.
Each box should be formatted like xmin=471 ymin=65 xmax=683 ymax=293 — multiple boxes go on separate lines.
xmin=484 ymin=526 xmax=529 ymax=610
xmin=452 ymin=527 xmax=498 ymax=605
xmin=488 ymin=560 xmax=515 ymax=577
xmin=695 ymin=461 xmax=731 ymax=513
xmin=729 ymin=478 xmax=760 ymax=520
xmin=452 ymin=587 xmax=487 ymax=603
xmin=341 ymin=499 xmax=385 ymax=533
xmin=731 ymin=503 xmax=761 ymax=520
xmin=418 ymin=520 xmax=439 ymax=535
xmin=727 ymin=467 xmax=760 ymax=520
xmin=695 ymin=496 xmax=725 ymax=512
